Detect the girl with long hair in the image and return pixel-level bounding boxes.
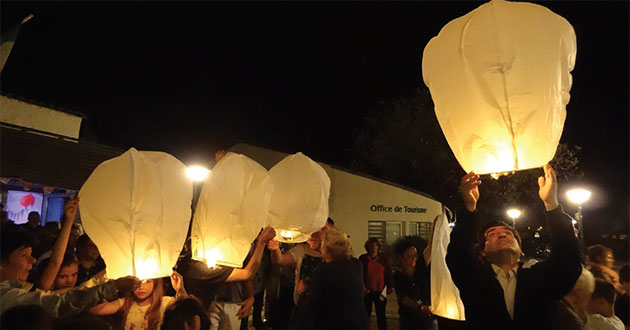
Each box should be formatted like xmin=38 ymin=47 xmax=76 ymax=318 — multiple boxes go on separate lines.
xmin=90 ymin=272 xmax=186 ymax=330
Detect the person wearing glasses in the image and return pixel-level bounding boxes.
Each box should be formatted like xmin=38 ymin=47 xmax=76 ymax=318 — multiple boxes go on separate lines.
xmin=446 ymin=164 xmax=582 ymax=330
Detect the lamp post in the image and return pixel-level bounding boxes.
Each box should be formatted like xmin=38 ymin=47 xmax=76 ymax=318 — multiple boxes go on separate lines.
xmin=506 ymin=208 xmax=521 ymax=227
xmin=566 ymin=189 xmax=591 ymax=244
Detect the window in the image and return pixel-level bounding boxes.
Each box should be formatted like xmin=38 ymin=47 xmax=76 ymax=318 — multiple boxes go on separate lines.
xmin=410 ymin=222 xmax=434 ymax=242
xmin=386 ymin=222 xmax=403 ymax=245
xmin=368 ymin=221 xmax=404 ymax=246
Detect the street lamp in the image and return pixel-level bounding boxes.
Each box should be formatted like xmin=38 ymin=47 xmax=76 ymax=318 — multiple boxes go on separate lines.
xmin=506 ymin=208 xmax=522 ymax=227
xmin=566 ymin=188 xmax=591 ymax=243
xmin=186 ymin=166 xmax=211 ymax=182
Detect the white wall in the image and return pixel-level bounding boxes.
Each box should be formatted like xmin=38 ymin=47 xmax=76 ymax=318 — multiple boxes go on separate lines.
xmin=0 ymin=95 xmax=82 ymax=139
xmin=325 ymin=166 xmax=443 ymax=256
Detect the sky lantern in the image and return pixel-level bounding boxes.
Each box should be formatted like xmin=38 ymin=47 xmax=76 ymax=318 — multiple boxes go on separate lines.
xmin=191 ymin=152 xmax=272 ymax=268
xmin=430 ymin=214 xmax=465 ymax=320
xmin=269 ymin=152 xmax=330 ymax=243
xmin=79 ymin=148 xmax=192 ymax=280
xmin=422 ymin=0 xmax=576 ymax=176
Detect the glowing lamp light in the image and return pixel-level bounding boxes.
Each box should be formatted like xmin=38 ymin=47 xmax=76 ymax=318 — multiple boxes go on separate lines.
xmin=269 ymin=153 xmax=331 ymax=243
xmin=79 ymin=148 xmax=192 ymax=279
xmin=566 ymin=189 xmax=591 ymax=205
xmin=506 ymin=209 xmax=522 ymax=220
xmin=191 ymin=152 xmax=272 ymax=268
xmin=186 ymin=166 xmax=211 ymax=182
xmin=422 ymin=1 xmax=576 ymax=175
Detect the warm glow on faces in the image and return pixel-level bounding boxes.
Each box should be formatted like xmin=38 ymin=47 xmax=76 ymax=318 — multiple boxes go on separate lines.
xmin=484 ymin=227 xmax=521 ymax=254
xmin=401 ymin=246 xmax=418 ymax=269
xmin=4 ymin=246 xmax=36 ymax=282
xmin=133 ymin=279 xmax=155 ymax=301
xmin=55 ymin=263 xmax=79 ymax=289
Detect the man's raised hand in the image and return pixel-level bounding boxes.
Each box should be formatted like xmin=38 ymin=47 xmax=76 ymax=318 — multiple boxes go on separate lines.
xmin=538 ymin=164 xmax=559 ymax=211
xmin=459 ymin=172 xmax=481 ymax=212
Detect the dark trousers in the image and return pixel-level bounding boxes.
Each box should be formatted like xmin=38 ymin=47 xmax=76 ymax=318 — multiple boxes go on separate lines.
xmin=240 ymin=290 xmax=266 ymax=330
xmin=364 ymin=292 xmax=387 ymax=330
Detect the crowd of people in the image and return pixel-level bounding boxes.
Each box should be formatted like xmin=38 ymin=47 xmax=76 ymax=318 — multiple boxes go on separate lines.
xmin=0 ymin=163 xmax=628 ymax=330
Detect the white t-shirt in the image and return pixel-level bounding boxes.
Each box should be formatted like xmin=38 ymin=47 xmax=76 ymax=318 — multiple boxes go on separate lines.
xmin=121 ymin=296 xmax=175 ymax=330
xmin=586 ymin=313 xmax=625 ymax=330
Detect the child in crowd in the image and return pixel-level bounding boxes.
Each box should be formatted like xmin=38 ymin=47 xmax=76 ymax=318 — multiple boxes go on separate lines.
xmin=90 ymin=272 xmax=186 ymax=330
xmin=36 ymin=253 xmax=79 ymax=290
xmin=161 ymin=295 xmax=210 ymax=330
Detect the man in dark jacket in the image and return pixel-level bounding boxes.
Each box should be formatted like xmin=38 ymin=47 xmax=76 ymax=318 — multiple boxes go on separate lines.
xmin=446 ymin=164 xmax=582 ymax=330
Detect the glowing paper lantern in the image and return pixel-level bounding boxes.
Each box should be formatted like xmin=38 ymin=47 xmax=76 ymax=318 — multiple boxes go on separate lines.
xmin=422 ymin=1 xmax=576 ymax=175
xmin=269 ymin=152 xmax=330 ymax=243
xmin=191 ymin=152 xmax=272 ymax=268
xmin=430 ymin=214 xmax=465 ymax=320
xmin=79 ymin=148 xmax=192 ymax=280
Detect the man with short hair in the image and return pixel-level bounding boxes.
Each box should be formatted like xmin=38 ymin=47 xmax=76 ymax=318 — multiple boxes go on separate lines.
xmin=447 ymin=164 xmax=582 ymax=330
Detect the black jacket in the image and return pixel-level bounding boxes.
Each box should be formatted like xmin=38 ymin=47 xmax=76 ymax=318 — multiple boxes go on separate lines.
xmin=446 ymin=206 xmax=582 ymax=330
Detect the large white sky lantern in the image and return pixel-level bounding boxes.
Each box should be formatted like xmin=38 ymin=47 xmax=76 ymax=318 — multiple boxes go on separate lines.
xmin=422 ymin=0 xmax=576 ymax=175
xmin=79 ymin=148 xmax=192 ymax=280
xmin=191 ymin=152 xmax=272 ymax=268
xmin=269 ymin=152 xmax=331 ymax=243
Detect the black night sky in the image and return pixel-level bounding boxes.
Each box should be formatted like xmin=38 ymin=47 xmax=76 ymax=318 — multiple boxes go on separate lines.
xmin=2 ymin=2 xmax=628 ymax=240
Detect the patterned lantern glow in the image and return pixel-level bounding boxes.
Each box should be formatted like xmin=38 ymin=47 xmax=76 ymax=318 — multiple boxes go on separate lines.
xmin=268 ymin=152 xmax=330 ymax=243
xmin=423 ymin=0 xmax=576 ymax=175
xmin=79 ymin=148 xmax=192 ymax=280
xmin=430 ymin=214 xmax=465 ymax=320
xmin=191 ymin=152 xmax=272 ymax=268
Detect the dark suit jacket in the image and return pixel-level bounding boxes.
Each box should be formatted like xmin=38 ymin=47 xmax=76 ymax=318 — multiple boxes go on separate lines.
xmin=446 ymin=206 xmax=582 ymax=330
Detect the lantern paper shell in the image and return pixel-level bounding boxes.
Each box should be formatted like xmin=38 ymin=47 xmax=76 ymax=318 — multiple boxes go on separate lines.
xmin=191 ymin=152 xmax=273 ymax=268
xmin=422 ymin=0 xmax=576 ymax=175
xmin=430 ymin=214 xmax=465 ymax=320
xmin=79 ymin=148 xmax=192 ymax=280
xmin=269 ymin=152 xmax=331 ymax=243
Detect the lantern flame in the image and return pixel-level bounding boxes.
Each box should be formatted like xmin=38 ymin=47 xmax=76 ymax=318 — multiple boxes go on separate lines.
xmin=136 ymin=259 xmax=160 ymax=280
xmin=280 ymin=230 xmax=293 ymax=240
xmin=204 ymin=247 xmax=223 ymax=269
xmin=447 ymin=305 xmax=456 ymax=317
